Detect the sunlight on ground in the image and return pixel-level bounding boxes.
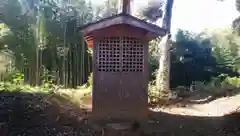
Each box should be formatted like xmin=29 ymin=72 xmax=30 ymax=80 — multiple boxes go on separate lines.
xmin=151 ymin=94 xmax=240 ymax=117
xmin=57 ymin=87 xmax=92 ymax=108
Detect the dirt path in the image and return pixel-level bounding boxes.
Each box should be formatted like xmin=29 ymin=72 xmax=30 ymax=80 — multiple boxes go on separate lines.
xmin=152 ymin=94 xmax=240 ymax=116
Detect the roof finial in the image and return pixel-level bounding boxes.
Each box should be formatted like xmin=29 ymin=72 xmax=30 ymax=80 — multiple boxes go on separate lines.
xmin=122 ymin=0 xmax=132 ymax=15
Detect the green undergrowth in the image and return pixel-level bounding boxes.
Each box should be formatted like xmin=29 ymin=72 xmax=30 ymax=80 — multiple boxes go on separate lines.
xmin=0 ymin=70 xmax=92 ymax=109
xmin=0 ymin=82 xmax=42 ymax=93
xmin=148 ymin=76 xmax=240 ymax=106
xmin=0 ymin=70 xmax=239 ymax=108
xmin=0 ymin=81 xmax=90 ymax=107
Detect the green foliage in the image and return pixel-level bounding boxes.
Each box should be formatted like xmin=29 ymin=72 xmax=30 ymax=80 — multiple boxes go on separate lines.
xmin=0 ymin=82 xmax=20 ymax=92
xmin=179 ymin=75 xmax=240 ymax=93
xmin=0 ymin=81 xmax=35 ymax=92
xmin=148 ymin=29 xmax=239 ymax=88
xmin=41 ymin=67 xmax=57 ymax=93
xmin=148 ymin=38 xmax=160 ymax=80
xmin=148 ymin=81 xmax=160 ymax=103
xmin=232 ymin=0 xmax=240 ymax=31
xmin=4 ymin=70 xmax=24 ymax=84
xmin=148 ymin=80 xmax=171 ymax=104
xmin=210 ymin=29 xmax=240 ymax=72
xmin=0 ymin=0 xmax=94 ymax=87
xmin=85 ymin=73 xmax=92 ymax=87
xmin=222 ymin=76 xmax=240 ymax=87
xmin=1 ymin=68 xmax=58 ymax=93
xmin=148 ymin=83 xmax=159 ymax=103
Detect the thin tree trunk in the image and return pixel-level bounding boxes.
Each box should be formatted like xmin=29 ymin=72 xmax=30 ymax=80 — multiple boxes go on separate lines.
xmin=39 ymin=49 xmax=42 ymax=85
xmin=63 ymin=24 xmax=67 ymax=88
xmin=36 ymin=26 xmax=40 ymax=86
xmin=76 ymin=45 xmax=80 ymax=86
xmin=29 ymin=63 xmax=37 ymax=85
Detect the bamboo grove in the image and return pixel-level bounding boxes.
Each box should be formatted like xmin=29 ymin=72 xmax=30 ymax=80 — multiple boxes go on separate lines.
xmin=0 ymin=0 xmax=97 ymax=88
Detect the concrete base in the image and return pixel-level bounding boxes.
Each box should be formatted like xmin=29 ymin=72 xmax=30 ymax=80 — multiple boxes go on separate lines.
xmin=104 ymin=122 xmax=142 ymax=136
xmin=90 ymin=121 xmax=143 ymax=136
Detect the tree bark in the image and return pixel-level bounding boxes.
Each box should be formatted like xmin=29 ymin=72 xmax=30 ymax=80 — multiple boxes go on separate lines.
xmin=122 ymin=0 xmax=132 ymax=14
xmin=156 ymin=34 xmax=171 ymax=93
xmin=156 ymin=0 xmax=174 ymax=95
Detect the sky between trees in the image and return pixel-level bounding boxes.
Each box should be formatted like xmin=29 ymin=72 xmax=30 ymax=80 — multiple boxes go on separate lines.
xmin=89 ymin=0 xmax=239 ymax=37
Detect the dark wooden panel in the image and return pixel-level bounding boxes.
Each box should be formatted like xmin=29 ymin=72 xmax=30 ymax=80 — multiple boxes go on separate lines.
xmin=120 ymin=72 xmax=148 ymax=119
xmin=93 ymin=72 xmax=148 ymax=120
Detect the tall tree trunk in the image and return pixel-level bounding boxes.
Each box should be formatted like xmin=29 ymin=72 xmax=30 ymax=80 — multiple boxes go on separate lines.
xmin=156 ymin=34 xmax=171 ymax=93
xmin=156 ymin=0 xmax=174 ymax=95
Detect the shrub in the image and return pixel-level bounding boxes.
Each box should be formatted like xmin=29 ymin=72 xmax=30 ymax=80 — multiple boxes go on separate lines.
xmin=4 ymin=70 xmax=24 ymax=84
xmin=172 ymin=76 xmax=240 ymax=99
xmin=222 ymin=76 xmax=240 ymax=88
xmin=0 ymin=82 xmax=36 ymax=92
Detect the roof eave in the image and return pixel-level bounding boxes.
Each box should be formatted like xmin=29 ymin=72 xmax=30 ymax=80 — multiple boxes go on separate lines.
xmin=79 ymin=13 xmax=166 ymax=37
xmin=80 ymin=16 xmax=124 ymax=35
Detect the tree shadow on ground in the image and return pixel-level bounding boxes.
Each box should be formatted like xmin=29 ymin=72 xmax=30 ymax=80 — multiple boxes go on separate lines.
xmin=0 ymin=91 xmax=239 ymax=136
xmin=145 ymin=110 xmax=240 ymax=136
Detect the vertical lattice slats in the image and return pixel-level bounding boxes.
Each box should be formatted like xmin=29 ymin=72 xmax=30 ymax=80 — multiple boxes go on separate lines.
xmin=122 ymin=37 xmax=143 ymax=72
xmin=98 ymin=37 xmax=121 ymax=72
xmin=97 ymin=36 xmax=144 ymax=72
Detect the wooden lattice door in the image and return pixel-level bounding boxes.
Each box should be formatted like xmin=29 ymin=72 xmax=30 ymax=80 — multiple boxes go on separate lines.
xmin=96 ymin=36 xmax=144 ymax=72
xmin=97 ymin=37 xmax=121 ymax=72
xmin=122 ymin=37 xmax=144 ymax=72
xmin=93 ymin=36 xmax=147 ymax=119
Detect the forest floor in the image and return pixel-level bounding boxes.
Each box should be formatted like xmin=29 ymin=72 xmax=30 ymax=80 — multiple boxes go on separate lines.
xmin=0 ymin=89 xmax=240 ymax=136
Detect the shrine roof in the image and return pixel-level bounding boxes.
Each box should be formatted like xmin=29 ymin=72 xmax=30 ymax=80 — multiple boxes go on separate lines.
xmin=79 ymin=13 xmax=166 ymax=37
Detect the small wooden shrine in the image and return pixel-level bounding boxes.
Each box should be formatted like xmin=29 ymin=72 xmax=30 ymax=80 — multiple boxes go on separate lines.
xmin=80 ymin=0 xmax=166 ymax=120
